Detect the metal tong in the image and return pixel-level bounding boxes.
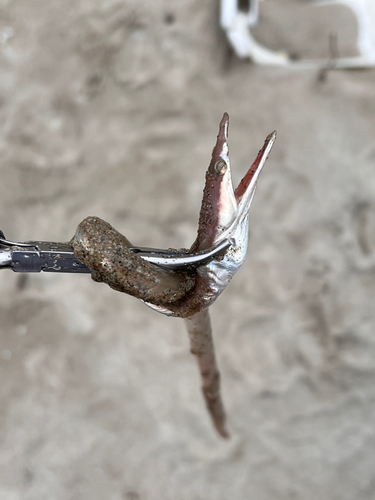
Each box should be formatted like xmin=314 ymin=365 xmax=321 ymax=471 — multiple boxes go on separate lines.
xmin=0 ymin=230 xmax=231 ymax=273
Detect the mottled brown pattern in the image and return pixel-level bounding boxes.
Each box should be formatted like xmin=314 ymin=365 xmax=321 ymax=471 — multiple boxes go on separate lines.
xmin=71 ymin=217 xmax=218 ymax=318
xmin=190 ymin=113 xmax=230 ymax=252
xmin=184 ymin=309 xmax=229 ymax=438
xmin=71 ymin=217 xmax=195 ymax=306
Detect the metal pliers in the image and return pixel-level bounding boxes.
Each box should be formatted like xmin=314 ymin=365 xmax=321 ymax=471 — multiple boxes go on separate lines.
xmin=0 ymin=230 xmax=231 ymax=273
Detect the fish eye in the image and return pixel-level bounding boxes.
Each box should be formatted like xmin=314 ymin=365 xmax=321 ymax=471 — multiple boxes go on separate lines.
xmin=214 ymin=160 xmax=227 ymax=175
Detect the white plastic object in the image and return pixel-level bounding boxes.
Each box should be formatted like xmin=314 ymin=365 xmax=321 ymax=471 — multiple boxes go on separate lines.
xmin=220 ymin=0 xmax=375 ymax=68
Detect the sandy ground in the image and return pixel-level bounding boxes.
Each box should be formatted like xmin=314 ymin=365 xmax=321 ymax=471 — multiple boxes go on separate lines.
xmin=1 ymin=1 xmax=375 ymax=499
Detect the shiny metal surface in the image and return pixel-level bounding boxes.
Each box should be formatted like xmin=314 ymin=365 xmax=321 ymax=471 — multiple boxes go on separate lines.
xmin=0 ymin=237 xmax=232 ymax=273
xmin=136 ymin=239 xmax=231 ymax=269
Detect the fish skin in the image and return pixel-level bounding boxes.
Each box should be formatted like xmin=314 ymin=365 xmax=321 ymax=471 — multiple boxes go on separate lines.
xmin=185 ymin=309 xmax=229 ymax=439
xmin=190 ymin=112 xmax=237 ymax=252
xmin=71 ymin=217 xmax=195 ymax=306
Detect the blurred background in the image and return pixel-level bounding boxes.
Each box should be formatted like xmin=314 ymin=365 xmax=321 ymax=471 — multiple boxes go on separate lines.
xmin=1 ymin=1 xmax=375 ymax=499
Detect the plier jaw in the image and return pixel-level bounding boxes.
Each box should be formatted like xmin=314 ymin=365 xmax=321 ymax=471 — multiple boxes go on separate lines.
xmin=0 ymin=231 xmax=231 ymax=273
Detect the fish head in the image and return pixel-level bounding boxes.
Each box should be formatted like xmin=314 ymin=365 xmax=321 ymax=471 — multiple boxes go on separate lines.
xmin=145 ymin=116 xmax=277 ymax=316
xmin=193 ymin=118 xmax=276 ymax=308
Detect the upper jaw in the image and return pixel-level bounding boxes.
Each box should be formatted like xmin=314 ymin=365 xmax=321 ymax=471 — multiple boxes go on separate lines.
xmin=191 ymin=113 xmax=237 ymax=251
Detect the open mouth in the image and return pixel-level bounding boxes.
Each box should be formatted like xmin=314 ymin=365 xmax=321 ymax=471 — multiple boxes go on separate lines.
xmin=209 ymin=114 xmax=276 ymax=246
xmin=191 ymin=112 xmax=276 ymax=255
